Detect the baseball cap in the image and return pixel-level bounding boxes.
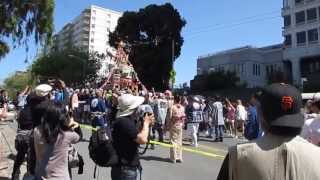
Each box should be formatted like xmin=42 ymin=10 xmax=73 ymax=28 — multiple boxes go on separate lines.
xmin=259 ymin=83 xmax=304 ymax=128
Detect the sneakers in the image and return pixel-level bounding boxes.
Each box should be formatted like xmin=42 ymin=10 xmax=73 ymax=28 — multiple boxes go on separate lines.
xmin=214 ymin=138 xmax=223 ymax=142
xmin=150 ymin=144 xmax=155 ymax=150
xmin=171 ymin=159 xmax=183 ymax=163
xmin=191 ymin=143 xmax=198 ymax=148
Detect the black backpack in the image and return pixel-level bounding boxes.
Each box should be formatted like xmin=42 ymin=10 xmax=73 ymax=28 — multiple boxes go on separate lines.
xmin=88 ymin=126 xmax=119 ymax=167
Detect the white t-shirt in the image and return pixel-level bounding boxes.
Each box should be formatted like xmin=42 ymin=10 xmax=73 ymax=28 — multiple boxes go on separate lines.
xmin=301 ymin=115 xmax=320 ymax=146
xmin=236 ymin=105 xmax=247 ymax=121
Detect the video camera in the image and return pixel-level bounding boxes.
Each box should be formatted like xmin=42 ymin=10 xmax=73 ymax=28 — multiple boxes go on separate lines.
xmin=136 ymin=104 xmax=154 ymax=130
xmin=136 ymin=104 xmax=154 ymax=155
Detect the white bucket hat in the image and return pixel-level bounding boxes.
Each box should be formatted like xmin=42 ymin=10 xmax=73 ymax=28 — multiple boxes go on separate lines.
xmin=35 ymin=84 xmax=53 ymax=97
xmin=116 ymin=94 xmax=145 ymax=118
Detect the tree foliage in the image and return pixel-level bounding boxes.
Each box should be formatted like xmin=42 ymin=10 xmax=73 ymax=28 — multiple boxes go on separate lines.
xmin=267 ymin=70 xmax=288 ymax=84
xmin=0 ymin=0 xmax=54 ymax=59
xmin=109 ymin=3 xmax=186 ymax=91
xmin=31 ymin=49 xmax=101 ymax=86
xmin=206 ymin=71 xmax=241 ymax=90
xmin=4 ymin=70 xmax=35 ymax=97
xmin=192 ymin=71 xmax=241 ymax=91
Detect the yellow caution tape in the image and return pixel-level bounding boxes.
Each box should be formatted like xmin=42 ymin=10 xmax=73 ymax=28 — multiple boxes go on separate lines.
xmin=79 ymin=124 xmax=226 ymax=160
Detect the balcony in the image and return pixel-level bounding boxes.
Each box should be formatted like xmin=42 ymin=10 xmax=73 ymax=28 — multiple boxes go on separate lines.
xmin=82 ymin=20 xmax=90 ymax=25
xmin=282 ymin=6 xmax=290 ymax=16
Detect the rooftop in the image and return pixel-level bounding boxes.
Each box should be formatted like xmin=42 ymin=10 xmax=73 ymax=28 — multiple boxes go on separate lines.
xmin=198 ymin=43 xmax=283 ymax=59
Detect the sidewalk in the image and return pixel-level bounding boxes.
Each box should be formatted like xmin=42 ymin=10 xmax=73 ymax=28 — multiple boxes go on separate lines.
xmin=0 ymin=118 xmax=26 ymax=180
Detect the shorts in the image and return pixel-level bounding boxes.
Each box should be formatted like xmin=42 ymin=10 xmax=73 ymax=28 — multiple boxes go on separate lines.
xmin=226 ymin=118 xmax=235 ymax=123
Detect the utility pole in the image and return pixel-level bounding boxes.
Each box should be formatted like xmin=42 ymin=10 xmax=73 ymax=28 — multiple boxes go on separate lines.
xmin=171 ymin=38 xmax=175 ymax=90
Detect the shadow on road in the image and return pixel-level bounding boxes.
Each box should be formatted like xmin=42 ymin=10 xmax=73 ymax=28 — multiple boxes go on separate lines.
xmin=80 ymin=138 xmax=90 ymax=143
xmin=140 ymin=156 xmax=172 ymax=163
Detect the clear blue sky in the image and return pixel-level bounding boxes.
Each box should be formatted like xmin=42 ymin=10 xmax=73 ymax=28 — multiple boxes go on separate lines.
xmin=0 ymin=0 xmax=283 ymax=85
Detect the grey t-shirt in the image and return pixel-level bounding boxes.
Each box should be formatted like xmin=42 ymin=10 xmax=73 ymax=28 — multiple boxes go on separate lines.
xmin=34 ymin=127 xmax=80 ymax=180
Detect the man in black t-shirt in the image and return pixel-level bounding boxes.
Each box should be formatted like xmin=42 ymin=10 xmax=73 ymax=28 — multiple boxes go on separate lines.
xmin=112 ymin=94 xmax=154 ymax=180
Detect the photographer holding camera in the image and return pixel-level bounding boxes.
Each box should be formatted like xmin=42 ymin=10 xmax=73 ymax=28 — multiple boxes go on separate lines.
xmin=112 ymin=94 xmax=154 ymax=180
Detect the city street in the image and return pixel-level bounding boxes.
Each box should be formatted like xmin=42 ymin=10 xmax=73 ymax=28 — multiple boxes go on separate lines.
xmin=1 ymin=120 xmax=245 ymax=180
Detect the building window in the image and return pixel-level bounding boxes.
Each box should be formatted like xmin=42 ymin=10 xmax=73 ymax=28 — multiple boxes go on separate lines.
xmin=241 ymin=64 xmax=245 ymax=74
xmin=92 ymin=16 xmax=96 ymax=21
xmin=284 ymin=34 xmax=292 ymax=46
xmin=307 ymin=8 xmax=317 ymax=21
xmin=91 ymin=31 xmax=95 ymax=35
xmin=296 ymin=31 xmax=306 ymax=45
xmin=252 ymin=64 xmax=260 ymax=76
xmin=308 ymin=28 xmax=318 ymax=43
xmin=92 ymin=10 xmax=96 ymax=14
xmin=295 ymin=0 xmax=304 ymax=4
xmin=92 ymin=24 xmax=95 ymax=28
xmin=295 ymin=11 xmax=305 ymax=24
xmin=258 ymin=65 xmax=261 ymax=76
xmin=283 ymin=0 xmax=289 ymax=8
xmin=91 ymin=38 xmax=94 ymax=43
xmin=309 ymin=63 xmax=314 ymax=73
xmin=284 ymin=15 xmax=291 ymax=27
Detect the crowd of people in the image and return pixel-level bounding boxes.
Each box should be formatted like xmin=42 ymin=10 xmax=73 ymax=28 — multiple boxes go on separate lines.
xmin=1 ymin=79 xmax=320 ymax=180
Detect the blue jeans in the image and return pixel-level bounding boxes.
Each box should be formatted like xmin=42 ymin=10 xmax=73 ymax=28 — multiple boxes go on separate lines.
xmin=215 ymin=125 xmax=224 ymax=139
xmin=111 ymin=166 xmax=138 ymax=180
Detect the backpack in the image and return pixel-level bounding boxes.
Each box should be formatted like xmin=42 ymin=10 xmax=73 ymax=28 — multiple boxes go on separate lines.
xmin=88 ymin=126 xmax=118 ymax=167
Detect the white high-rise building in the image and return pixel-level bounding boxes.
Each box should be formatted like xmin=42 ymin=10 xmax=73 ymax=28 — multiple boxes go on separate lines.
xmin=282 ymin=0 xmax=320 ymax=88
xmin=51 ymin=5 xmax=122 ymax=78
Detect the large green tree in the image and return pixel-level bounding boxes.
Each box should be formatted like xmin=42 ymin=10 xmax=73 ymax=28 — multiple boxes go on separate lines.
xmin=206 ymin=71 xmax=241 ymax=90
xmin=0 ymin=0 xmax=54 ymax=59
xmin=192 ymin=71 xmax=241 ymax=91
xmin=4 ymin=70 xmax=35 ymax=97
xmin=109 ymin=3 xmax=186 ymax=91
xmin=31 ymin=49 xmax=101 ymax=86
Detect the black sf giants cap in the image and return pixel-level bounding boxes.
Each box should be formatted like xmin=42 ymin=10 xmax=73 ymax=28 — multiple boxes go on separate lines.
xmin=260 ymin=83 xmax=304 ymax=128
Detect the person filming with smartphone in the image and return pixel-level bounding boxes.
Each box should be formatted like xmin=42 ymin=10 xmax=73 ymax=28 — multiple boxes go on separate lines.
xmin=112 ymin=93 xmax=154 ymax=180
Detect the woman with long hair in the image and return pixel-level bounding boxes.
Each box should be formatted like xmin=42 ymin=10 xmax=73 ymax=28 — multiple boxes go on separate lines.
xmin=225 ymin=99 xmax=236 ymax=137
xmin=34 ymin=102 xmax=81 ymax=180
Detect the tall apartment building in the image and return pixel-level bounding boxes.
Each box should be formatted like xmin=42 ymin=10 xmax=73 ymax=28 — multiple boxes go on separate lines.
xmin=282 ymin=0 xmax=320 ymax=89
xmin=51 ymin=5 xmax=122 ymax=77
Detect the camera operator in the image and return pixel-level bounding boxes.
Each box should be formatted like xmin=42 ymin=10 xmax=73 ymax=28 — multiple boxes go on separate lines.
xmin=112 ymin=94 xmax=154 ymax=180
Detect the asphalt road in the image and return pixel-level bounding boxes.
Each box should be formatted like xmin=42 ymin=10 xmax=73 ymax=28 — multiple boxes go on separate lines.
xmin=73 ymin=128 xmax=244 ymax=180
xmin=3 ymin=119 xmax=245 ymax=180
